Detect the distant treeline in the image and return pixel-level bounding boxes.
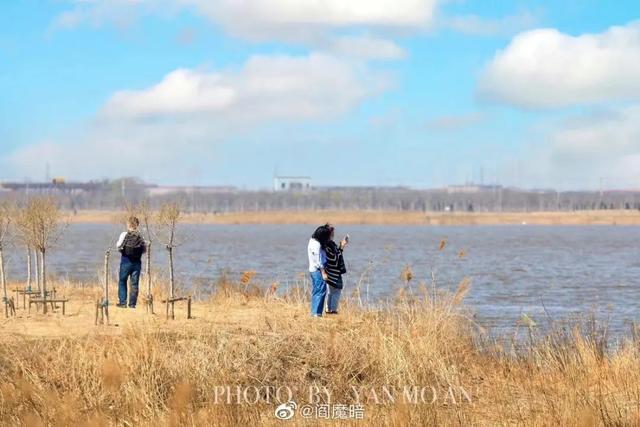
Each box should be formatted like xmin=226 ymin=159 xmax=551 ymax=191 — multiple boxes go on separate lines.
xmin=2 ymin=179 xmax=640 ymax=212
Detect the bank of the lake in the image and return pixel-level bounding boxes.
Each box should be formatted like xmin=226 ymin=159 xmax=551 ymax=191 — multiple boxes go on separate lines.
xmin=64 ymin=209 xmax=640 ymax=225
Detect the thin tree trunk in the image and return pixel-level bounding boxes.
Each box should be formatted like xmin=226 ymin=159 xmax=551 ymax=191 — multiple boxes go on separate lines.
xmin=147 ymin=242 xmax=152 ymax=297
xmin=1 ymin=247 xmax=7 ymax=318
xmin=41 ymin=249 xmax=47 ymax=314
xmin=168 ymin=246 xmax=174 ymax=299
xmin=104 ymin=250 xmax=110 ymax=305
xmin=103 ymin=250 xmax=110 ymax=323
xmin=26 ymin=247 xmax=32 ymax=291
xmin=168 ymin=245 xmax=174 ymax=319
xmin=34 ymin=248 xmax=40 ymax=293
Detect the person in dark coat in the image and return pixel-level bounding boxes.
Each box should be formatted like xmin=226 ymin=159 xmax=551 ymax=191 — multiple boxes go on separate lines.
xmin=324 ymin=224 xmax=348 ymax=314
xmin=115 ymin=216 xmax=146 ymax=308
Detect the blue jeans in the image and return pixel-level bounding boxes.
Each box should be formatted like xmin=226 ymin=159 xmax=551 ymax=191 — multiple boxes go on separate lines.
xmin=310 ymin=270 xmax=327 ymax=317
xmin=118 ymin=257 xmax=141 ymax=307
xmin=327 ymin=282 xmax=342 ymax=313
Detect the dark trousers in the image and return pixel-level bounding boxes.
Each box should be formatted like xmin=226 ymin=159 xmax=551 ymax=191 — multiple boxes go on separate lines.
xmin=118 ymin=257 xmax=141 ymax=307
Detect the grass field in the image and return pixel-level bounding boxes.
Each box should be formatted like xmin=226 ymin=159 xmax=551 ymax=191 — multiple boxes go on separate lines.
xmin=66 ymin=209 xmax=640 ymax=226
xmin=1 ymin=277 xmax=639 ymax=426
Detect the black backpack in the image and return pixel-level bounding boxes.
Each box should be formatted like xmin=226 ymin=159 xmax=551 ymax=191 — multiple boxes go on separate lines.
xmin=121 ymin=232 xmax=146 ymax=260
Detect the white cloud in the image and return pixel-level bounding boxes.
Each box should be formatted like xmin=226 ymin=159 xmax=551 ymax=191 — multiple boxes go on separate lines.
xmin=102 ymin=53 xmax=385 ymax=122
xmin=323 ymin=35 xmax=406 ymax=60
xmin=54 ymin=0 xmax=438 ymax=37
xmin=550 ymin=107 xmax=640 ymax=167
xmin=51 ymin=1 xmax=426 ymax=71
xmin=103 ymin=69 xmax=236 ymax=119
xmin=425 ymin=112 xmax=488 ymax=131
xmin=478 ymin=22 xmax=640 ymax=108
xmin=7 ymin=123 xmax=222 ymax=183
xmin=521 ymin=105 xmax=640 ymax=189
xmin=443 ymin=10 xmax=539 ymax=36
xmin=52 ymin=0 xmax=174 ymax=30
xmin=6 ymin=53 xmax=388 ymax=181
xmin=191 ymin=0 xmax=435 ymax=28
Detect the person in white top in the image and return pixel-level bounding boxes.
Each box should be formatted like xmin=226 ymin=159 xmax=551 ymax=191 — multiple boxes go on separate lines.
xmin=308 ymin=225 xmax=331 ymax=317
xmin=308 ymin=237 xmax=327 ymax=274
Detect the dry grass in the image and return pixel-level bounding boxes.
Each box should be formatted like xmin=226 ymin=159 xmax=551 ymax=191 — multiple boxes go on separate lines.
xmin=1 ymin=277 xmax=639 ymax=426
xmin=64 ymin=209 xmax=640 ymax=226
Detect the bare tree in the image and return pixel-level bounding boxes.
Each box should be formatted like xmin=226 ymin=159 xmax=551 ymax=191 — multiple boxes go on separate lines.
xmin=138 ymin=201 xmax=155 ymax=313
xmin=157 ymin=202 xmax=191 ymax=319
xmin=0 ymin=202 xmax=14 ymax=317
xmin=19 ymin=198 xmax=66 ymax=313
xmin=95 ymin=222 xmax=118 ymax=325
xmin=14 ymin=206 xmax=35 ymax=292
xmin=158 ymin=202 xmax=180 ymax=301
xmin=96 ymin=248 xmax=111 ymax=325
xmin=16 ymin=207 xmax=38 ymax=293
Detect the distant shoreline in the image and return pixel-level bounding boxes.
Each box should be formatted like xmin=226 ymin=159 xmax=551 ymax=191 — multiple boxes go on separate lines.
xmin=64 ymin=209 xmax=640 ymax=225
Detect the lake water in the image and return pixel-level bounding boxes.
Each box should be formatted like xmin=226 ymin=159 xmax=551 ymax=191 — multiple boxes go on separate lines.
xmin=4 ymin=224 xmax=639 ymax=335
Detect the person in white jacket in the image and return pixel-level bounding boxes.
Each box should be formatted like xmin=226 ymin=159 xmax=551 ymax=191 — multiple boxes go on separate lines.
xmin=308 ymin=225 xmax=330 ymax=317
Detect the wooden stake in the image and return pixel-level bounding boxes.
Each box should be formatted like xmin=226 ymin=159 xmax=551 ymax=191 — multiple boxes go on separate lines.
xmin=0 ymin=247 xmax=7 ymax=318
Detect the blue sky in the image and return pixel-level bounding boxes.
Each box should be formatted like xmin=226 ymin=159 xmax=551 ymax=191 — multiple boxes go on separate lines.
xmin=1 ymin=1 xmax=640 ymax=189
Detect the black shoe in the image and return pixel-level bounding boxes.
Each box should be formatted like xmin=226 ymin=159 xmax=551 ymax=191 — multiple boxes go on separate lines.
xmin=129 ymin=305 xmax=136 ymax=309
xmin=116 ymin=303 xmax=127 ymax=308
xmin=326 ymin=311 xmax=339 ymax=315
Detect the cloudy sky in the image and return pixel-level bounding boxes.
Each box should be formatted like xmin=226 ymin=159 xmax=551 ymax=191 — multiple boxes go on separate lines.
xmin=1 ymin=0 xmax=639 ymax=189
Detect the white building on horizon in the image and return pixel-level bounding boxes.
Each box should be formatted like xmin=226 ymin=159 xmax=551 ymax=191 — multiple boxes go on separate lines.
xmin=273 ymin=176 xmax=312 ymax=192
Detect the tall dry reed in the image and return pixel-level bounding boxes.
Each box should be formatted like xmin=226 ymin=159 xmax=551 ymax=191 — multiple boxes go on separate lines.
xmin=0 ymin=278 xmax=639 ymax=426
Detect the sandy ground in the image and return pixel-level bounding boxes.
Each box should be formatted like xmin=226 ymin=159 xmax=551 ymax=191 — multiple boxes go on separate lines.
xmin=65 ymin=209 xmax=640 ymax=225
xmin=0 ymin=286 xmax=301 ymax=340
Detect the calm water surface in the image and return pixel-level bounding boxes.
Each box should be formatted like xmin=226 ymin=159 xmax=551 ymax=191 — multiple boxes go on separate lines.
xmin=4 ymin=224 xmax=639 ymax=334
